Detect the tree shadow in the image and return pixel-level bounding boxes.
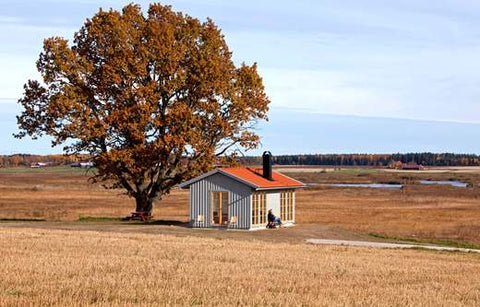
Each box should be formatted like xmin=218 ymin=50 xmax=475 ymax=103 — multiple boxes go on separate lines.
xmin=0 ymin=218 xmax=46 ymax=222
xmin=126 ymin=219 xmax=190 ymax=228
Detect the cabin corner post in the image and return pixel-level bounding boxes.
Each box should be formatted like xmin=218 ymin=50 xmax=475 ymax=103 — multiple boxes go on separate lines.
xmin=248 ymin=192 xmax=253 ymax=230
xmin=292 ymin=190 xmax=296 ymax=224
xmin=208 ymin=190 xmax=213 ymax=227
xmin=189 ymin=186 xmax=193 ymax=227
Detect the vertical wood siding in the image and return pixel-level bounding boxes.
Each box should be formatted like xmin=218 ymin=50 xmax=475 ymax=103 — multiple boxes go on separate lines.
xmin=189 ymin=173 xmax=252 ymax=229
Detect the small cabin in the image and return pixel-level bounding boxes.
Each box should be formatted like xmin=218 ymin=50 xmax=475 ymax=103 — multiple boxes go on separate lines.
xmin=179 ymin=152 xmax=306 ymax=230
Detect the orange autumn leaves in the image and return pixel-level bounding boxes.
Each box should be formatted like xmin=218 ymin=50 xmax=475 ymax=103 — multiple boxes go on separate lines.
xmin=16 ymin=3 xmax=269 ymax=212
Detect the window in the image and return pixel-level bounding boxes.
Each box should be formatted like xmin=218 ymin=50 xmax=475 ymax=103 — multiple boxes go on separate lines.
xmin=288 ymin=191 xmax=293 ymax=220
xmin=211 ymin=191 xmax=229 ymax=225
xmin=280 ymin=192 xmax=286 ymax=221
xmin=259 ymin=192 xmax=266 ymax=224
xmin=280 ymin=190 xmax=294 ymax=221
xmin=252 ymin=192 xmax=266 ymax=225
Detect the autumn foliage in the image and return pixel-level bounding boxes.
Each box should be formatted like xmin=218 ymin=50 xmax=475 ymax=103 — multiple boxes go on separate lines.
xmin=16 ymin=3 xmax=269 ymax=213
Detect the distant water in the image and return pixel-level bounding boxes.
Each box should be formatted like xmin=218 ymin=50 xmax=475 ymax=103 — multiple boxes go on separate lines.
xmin=309 ymin=183 xmax=403 ymax=189
xmin=419 ymin=180 xmax=468 ymax=188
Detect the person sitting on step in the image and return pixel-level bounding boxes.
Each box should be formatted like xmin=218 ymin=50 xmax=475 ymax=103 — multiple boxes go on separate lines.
xmin=267 ymin=209 xmax=280 ymax=228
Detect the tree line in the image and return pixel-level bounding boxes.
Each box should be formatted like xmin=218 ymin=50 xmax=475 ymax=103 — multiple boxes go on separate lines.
xmin=241 ymin=153 xmax=480 ymax=167
xmin=0 ymin=154 xmax=90 ymax=167
xmin=3 ymin=152 xmax=480 ymax=168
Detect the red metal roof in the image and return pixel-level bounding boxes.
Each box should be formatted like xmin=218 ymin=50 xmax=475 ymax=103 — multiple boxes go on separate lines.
xmin=220 ymin=167 xmax=305 ymax=189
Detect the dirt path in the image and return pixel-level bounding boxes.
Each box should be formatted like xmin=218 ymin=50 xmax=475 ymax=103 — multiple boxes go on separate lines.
xmin=307 ymin=239 xmax=480 ymax=253
xmin=4 ymin=221 xmax=479 ymax=253
xmin=0 ymin=221 xmax=373 ymax=245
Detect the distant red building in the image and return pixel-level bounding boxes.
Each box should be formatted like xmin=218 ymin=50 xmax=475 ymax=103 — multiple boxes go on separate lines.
xmin=30 ymin=162 xmax=49 ymax=168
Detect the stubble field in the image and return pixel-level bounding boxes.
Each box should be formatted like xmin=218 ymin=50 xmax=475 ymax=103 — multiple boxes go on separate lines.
xmin=1 ymin=227 xmax=480 ymax=306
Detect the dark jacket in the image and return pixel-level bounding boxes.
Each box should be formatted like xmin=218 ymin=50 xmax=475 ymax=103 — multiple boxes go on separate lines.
xmin=267 ymin=211 xmax=275 ymax=223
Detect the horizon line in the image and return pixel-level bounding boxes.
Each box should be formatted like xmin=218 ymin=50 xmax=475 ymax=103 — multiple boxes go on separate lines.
xmin=2 ymin=151 xmax=480 ymax=157
xmin=2 ymin=99 xmax=480 ymax=126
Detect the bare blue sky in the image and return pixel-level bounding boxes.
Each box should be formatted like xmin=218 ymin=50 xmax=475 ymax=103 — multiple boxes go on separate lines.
xmin=1 ymin=0 xmax=480 ymax=154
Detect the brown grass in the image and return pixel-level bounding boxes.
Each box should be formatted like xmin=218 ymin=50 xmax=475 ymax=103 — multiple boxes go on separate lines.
xmin=0 ymin=172 xmax=188 ymax=222
xmin=290 ymin=168 xmax=480 ymax=243
xmin=297 ymin=187 xmax=480 ymax=243
xmin=1 ymin=227 xmax=480 ymax=306
xmin=1 ymin=166 xmax=480 ymax=244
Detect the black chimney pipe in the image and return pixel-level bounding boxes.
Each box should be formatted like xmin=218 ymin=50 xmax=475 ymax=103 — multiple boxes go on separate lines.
xmin=262 ymin=151 xmax=273 ymax=181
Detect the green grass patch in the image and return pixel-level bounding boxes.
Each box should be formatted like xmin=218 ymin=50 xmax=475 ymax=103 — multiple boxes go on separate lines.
xmin=369 ymin=232 xmax=480 ymax=250
xmin=78 ymin=216 xmax=122 ymax=222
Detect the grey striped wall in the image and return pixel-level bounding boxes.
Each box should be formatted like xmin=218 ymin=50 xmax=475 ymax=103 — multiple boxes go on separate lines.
xmin=189 ymin=173 xmax=252 ymax=229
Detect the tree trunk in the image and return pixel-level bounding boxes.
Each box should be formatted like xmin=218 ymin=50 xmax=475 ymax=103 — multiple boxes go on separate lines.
xmin=135 ymin=195 xmax=154 ymax=214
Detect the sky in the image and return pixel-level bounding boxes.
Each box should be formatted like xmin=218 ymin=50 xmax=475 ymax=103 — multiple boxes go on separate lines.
xmin=1 ymin=0 xmax=480 ymax=155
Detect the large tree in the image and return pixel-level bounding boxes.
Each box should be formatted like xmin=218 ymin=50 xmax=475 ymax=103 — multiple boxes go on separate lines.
xmin=16 ymin=3 xmax=269 ymax=214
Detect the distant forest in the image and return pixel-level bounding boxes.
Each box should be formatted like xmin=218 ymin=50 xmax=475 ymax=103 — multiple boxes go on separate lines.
xmin=0 ymin=154 xmax=89 ymax=167
xmin=241 ymin=153 xmax=480 ymax=167
xmin=2 ymin=152 xmax=480 ymax=168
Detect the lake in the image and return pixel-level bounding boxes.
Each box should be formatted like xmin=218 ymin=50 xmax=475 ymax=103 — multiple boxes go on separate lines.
xmin=309 ymin=183 xmax=403 ymax=189
xmin=419 ymin=180 xmax=468 ymax=188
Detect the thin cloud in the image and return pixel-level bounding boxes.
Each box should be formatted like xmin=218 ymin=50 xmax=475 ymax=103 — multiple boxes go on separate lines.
xmin=0 ymin=16 xmax=25 ymax=24
xmin=1 ymin=0 xmax=480 ymax=154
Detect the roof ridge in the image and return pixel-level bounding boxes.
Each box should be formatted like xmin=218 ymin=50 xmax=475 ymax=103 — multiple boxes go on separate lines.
xmin=181 ymin=166 xmax=305 ymax=189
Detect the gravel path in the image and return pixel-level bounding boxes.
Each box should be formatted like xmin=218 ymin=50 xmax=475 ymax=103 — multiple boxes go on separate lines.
xmin=307 ymin=239 xmax=480 ymax=253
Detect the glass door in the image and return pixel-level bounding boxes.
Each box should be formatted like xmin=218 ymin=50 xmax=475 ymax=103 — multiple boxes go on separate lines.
xmin=211 ymin=191 xmax=229 ymax=225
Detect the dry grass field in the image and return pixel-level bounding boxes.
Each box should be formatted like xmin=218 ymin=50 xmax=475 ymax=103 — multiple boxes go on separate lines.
xmin=1 ymin=227 xmax=480 ymax=306
xmin=297 ymin=187 xmax=480 ymax=244
xmin=290 ymin=168 xmax=480 ymax=245
xmin=1 ymin=166 xmax=480 ymax=244
xmin=1 ymin=166 xmax=480 ymax=305
xmin=0 ymin=167 xmax=188 ymax=222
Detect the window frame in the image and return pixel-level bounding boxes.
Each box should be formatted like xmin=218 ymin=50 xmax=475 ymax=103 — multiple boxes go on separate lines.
xmin=252 ymin=191 xmax=266 ymax=225
xmin=280 ymin=190 xmax=294 ymax=221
